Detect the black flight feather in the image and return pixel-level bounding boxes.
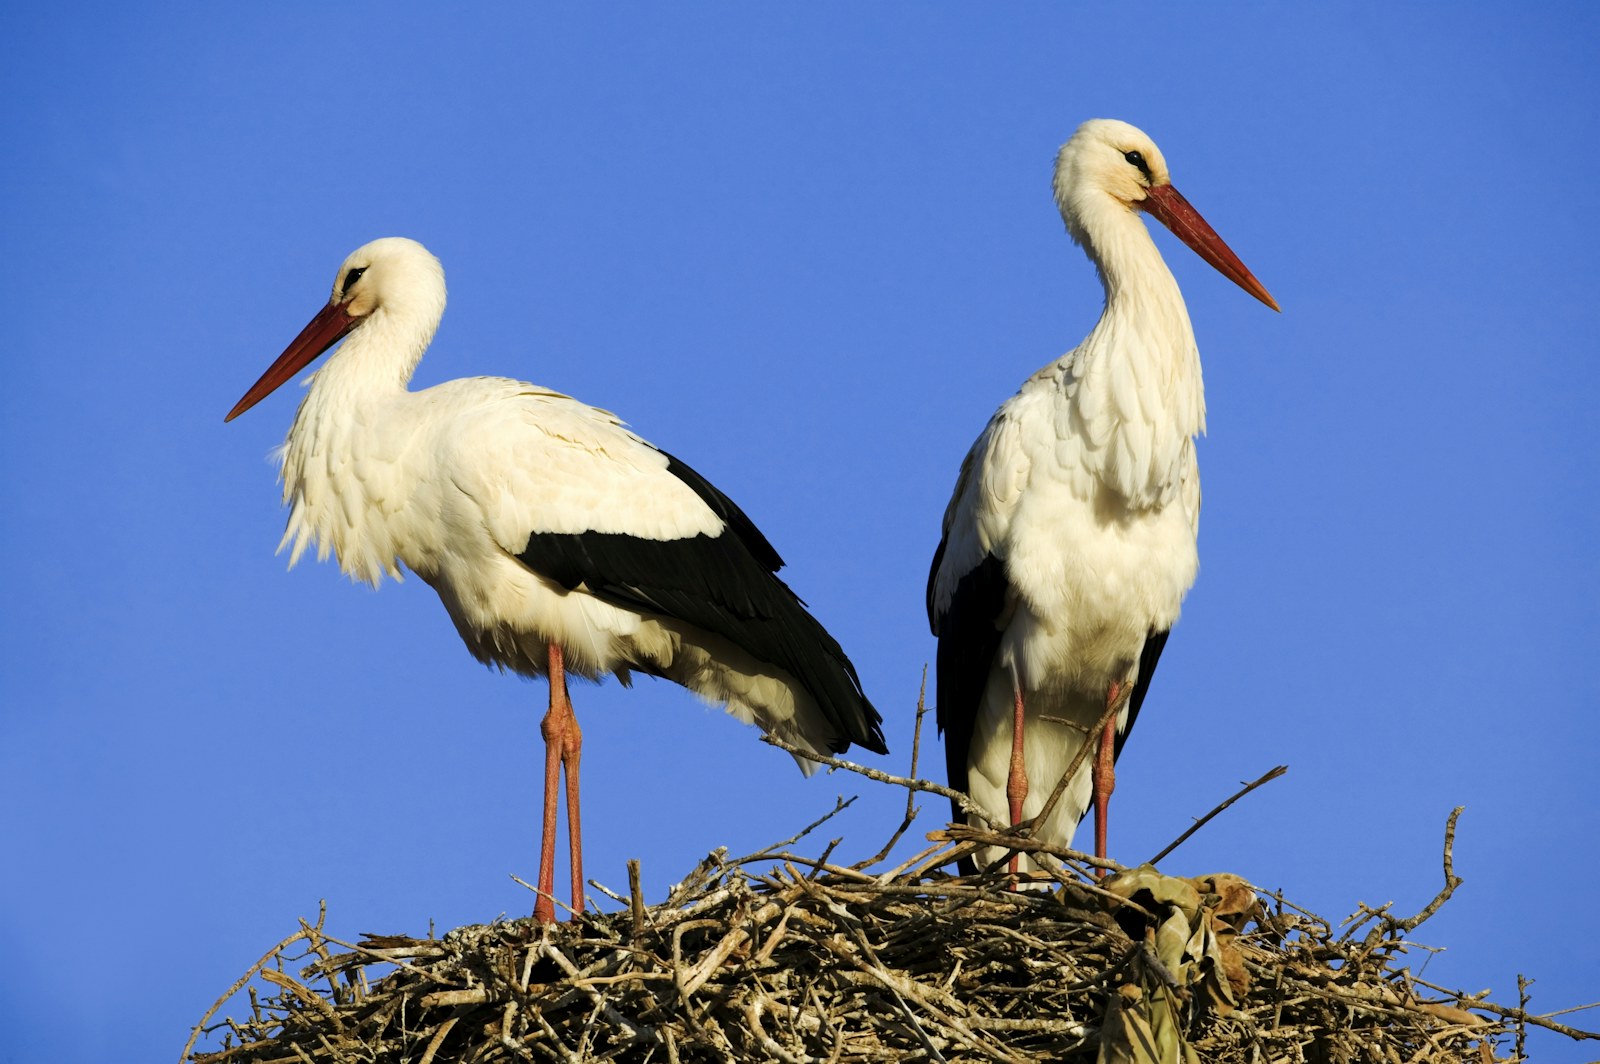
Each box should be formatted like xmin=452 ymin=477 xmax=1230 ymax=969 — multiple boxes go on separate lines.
xmin=928 ymin=544 xmax=1009 ymax=828
xmin=1116 ymin=628 xmax=1169 ymax=764
xmin=517 ymin=450 xmax=886 ymax=757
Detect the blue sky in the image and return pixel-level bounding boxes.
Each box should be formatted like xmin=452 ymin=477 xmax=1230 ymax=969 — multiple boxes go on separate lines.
xmin=2 ymin=5 xmax=1596 ymax=1061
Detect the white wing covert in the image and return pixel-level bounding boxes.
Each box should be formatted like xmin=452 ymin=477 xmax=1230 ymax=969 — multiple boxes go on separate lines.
xmin=431 ymin=380 xmax=725 ymax=556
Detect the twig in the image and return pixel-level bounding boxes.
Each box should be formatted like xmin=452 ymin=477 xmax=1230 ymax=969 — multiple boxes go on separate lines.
xmin=1539 ymin=1000 xmax=1600 ymax=1020
xmin=1413 ymin=986 xmax=1600 ymax=1042
xmin=1517 ymin=974 xmax=1531 ymax=1062
xmin=854 ymin=667 xmax=931 ymax=869
xmin=1351 ymin=807 xmax=1467 ymax=956
xmin=734 ymin=795 xmax=857 ymax=866
xmin=539 ymin=939 xmax=660 ymax=1043
xmin=1024 ymin=680 xmax=1131 ymax=838
xmin=759 ymin=732 xmax=1001 ymax=829
xmin=1385 ymin=806 xmax=1466 ymax=934
xmin=1147 ymin=764 xmax=1288 ymax=865
xmin=509 ymin=873 xmax=581 ymax=921
xmin=628 ymin=859 xmax=646 ymax=943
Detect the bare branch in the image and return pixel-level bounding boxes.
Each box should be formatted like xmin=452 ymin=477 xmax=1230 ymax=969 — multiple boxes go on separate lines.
xmin=855 ymin=667 xmax=932 ymax=868
xmin=1147 ymin=764 xmax=1289 ymax=866
xmin=759 ymin=732 xmax=1001 ymax=829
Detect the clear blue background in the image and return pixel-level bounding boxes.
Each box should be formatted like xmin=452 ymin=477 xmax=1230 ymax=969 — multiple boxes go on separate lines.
xmin=3 ymin=5 xmax=1595 ymax=1061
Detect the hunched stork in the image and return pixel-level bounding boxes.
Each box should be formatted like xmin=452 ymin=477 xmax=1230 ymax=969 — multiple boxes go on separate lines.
xmin=227 ymin=237 xmax=887 ymax=923
xmin=927 ymin=120 xmax=1277 ymax=876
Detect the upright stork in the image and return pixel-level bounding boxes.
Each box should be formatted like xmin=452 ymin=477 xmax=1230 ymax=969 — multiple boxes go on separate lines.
xmin=227 ymin=237 xmax=887 ymax=922
xmin=927 ymin=120 xmax=1277 ymax=875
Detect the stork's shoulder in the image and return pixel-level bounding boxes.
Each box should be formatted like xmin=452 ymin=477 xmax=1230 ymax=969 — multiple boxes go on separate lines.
xmin=928 ymin=390 xmax=1032 ymax=618
xmin=937 ymin=382 xmax=1067 ymax=536
xmin=419 ymin=376 xmax=631 ymax=443
xmin=420 ymin=377 xmax=724 ymax=546
xmin=928 ymin=371 xmax=1106 ymax=619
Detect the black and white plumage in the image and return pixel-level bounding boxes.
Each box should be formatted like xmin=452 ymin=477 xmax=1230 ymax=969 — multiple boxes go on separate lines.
xmin=927 ymin=120 xmax=1277 ymax=875
xmin=226 ymin=237 xmax=886 ymax=922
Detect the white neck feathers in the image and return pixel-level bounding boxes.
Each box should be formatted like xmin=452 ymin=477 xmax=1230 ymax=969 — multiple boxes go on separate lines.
xmin=1054 ymin=197 xmax=1207 ymax=509
xmin=273 ymin=303 xmax=442 ymax=587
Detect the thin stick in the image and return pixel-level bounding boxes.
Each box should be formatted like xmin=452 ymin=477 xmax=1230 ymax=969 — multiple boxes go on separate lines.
xmin=1024 ymin=681 xmax=1131 ymax=838
xmin=1405 ymin=978 xmax=1599 ymax=1042
xmin=1517 ymin=974 xmax=1532 ymax=1062
xmin=510 ymin=873 xmax=580 ymax=921
xmin=1386 ymin=806 xmax=1466 ymax=934
xmin=628 ymin=858 xmax=646 ymax=942
xmin=759 ymin=733 xmax=1001 ymax=828
xmin=1537 ymin=1001 xmax=1600 ymax=1021
xmin=855 ymin=667 xmax=930 ymax=869
xmin=1147 ymin=765 xmax=1289 ymax=866
xmin=1349 ymin=807 xmax=1468 ymax=954
xmin=733 ymin=795 xmax=857 ymax=865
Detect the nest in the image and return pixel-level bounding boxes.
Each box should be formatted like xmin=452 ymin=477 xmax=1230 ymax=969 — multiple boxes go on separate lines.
xmin=181 ymin=795 xmax=1596 ymax=1063
xmin=183 ymin=699 xmax=1596 ymax=1062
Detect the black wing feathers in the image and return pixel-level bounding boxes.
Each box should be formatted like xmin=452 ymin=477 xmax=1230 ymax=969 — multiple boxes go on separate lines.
xmin=661 ymin=452 xmax=785 ymax=573
xmin=1113 ymin=628 xmax=1169 ymax=765
xmin=517 ymin=449 xmax=886 ymax=757
xmin=929 ymin=546 xmax=1009 ymax=828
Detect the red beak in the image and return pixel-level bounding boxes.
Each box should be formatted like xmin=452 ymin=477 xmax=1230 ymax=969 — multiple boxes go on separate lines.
xmin=1140 ymin=184 xmax=1279 ymax=312
xmin=225 ymin=302 xmax=357 ymax=422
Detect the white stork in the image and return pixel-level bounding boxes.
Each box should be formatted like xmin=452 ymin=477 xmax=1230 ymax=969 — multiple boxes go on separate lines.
xmin=226 ymin=237 xmax=887 ymax=923
xmin=927 ymin=120 xmax=1277 ymax=876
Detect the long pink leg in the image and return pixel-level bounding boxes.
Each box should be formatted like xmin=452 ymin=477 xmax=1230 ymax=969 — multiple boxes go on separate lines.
xmin=534 ymin=643 xmax=585 ymax=924
xmin=562 ymin=671 xmax=584 ymax=917
xmin=1006 ymin=681 xmax=1028 ymax=877
xmin=1091 ymin=681 xmax=1120 ymax=878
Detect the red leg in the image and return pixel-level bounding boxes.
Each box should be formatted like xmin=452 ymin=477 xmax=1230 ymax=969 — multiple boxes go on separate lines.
xmin=1092 ymin=681 xmax=1120 ymax=878
xmin=562 ymin=678 xmax=584 ymax=917
xmin=1006 ymin=681 xmax=1028 ymax=877
xmin=535 ymin=644 xmax=585 ymax=924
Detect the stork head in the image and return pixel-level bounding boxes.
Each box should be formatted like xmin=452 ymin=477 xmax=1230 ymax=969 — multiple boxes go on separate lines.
xmin=1054 ymin=118 xmax=1173 ymax=217
xmin=326 ymin=237 xmax=447 ymax=323
xmin=226 ymin=237 xmax=448 ymax=422
xmin=1053 ymin=119 xmax=1278 ymax=311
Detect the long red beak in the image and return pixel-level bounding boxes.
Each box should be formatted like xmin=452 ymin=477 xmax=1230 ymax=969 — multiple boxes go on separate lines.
xmin=225 ymin=302 xmax=357 ymax=422
xmin=1140 ymin=184 xmax=1279 ymax=312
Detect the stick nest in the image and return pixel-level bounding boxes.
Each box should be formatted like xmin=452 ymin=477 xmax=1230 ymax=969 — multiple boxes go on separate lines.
xmin=182 ymin=803 xmax=1593 ymax=1063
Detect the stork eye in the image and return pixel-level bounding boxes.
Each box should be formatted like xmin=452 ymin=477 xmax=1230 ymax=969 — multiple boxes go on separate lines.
xmin=1123 ymin=150 xmax=1151 ymax=179
xmin=341 ymin=267 xmax=367 ymax=296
